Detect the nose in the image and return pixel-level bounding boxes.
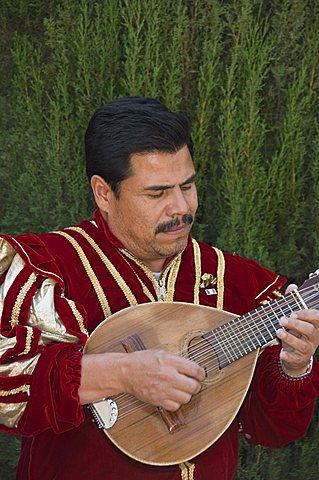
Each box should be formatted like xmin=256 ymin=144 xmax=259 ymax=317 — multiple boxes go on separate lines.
xmin=165 ymin=187 xmax=191 ymax=217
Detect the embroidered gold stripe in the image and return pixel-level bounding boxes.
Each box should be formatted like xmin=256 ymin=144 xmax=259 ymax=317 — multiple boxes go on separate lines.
xmin=179 ymin=461 xmax=195 ymax=480
xmin=120 ymin=249 xmax=161 ymax=300
xmin=66 ymin=299 xmax=88 ymax=336
xmin=132 ymin=276 xmax=155 ymax=302
xmin=122 ymin=248 xmax=182 ymax=302
xmin=117 ymin=251 xmax=156 ymax=302
xmin=164 ymin=254 xmax=182 ymax=302
xmin=18 ymin=326 xmax=33 ymax=356
xmin=54 ymin=231 xmax=111 ymax=319
xmin=136 ymin=275 xmax=155 ymax=302
xmin=11 ymin=272 xmax=37 ymax=327
xmin=212 ymin=247 xmax=225 ymax=310
xmin=0 ymin=385 xmax=30 ymax=397
xmin=68 ymin=227 xmax=138 ymax=307
xmin=192 ymin=239 xmax=201 ymax=305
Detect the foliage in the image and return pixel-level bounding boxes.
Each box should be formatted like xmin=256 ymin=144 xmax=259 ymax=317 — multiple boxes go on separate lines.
xmin=0 ymin=434 xmax=20 ymax=480
xmin=0 ymin=0 xmax=319 ymax=478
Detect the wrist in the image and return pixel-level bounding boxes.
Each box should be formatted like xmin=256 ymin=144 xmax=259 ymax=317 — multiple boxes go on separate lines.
xmin=79 ymin=352 xmax=129 ymax=404
xmin=278 ymin=354 xmax=313 ymax=381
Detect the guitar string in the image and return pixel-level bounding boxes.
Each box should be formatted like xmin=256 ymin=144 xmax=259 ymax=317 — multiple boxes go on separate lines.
xmin=109 ymin=288 xmax=319 ymax=415
xmin=188 ymin=298 xmax=316 ymax=368
xmin=177 ymin=287 xmax=319 ymax=366
xmin=98 ymin=286 xmax=319 ymax=418
xmin=103 ymin=289 xmax=319 ymax=418
xmin=174 ymin=289 xmax=309 ymax=366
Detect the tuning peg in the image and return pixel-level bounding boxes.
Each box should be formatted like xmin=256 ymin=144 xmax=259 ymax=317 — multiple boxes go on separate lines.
xmin=309 ymin=270 xmax=319 ymax=278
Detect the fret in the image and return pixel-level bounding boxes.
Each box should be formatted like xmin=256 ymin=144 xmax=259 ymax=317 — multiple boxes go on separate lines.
xmin=291 ymin=289 xmax=307 ymax=309
xmin=228 ymin=317 xmax=254 ymax=355
xmin=300 ymin=289 xmax=317 ymax=309
xmin=248 ymin=310 xmax=269 ymax=345
xmin=203 ymin=329 xmax=231 ymax=367
xmin=206 ymin=282 xmax=319 ymax=368
xmin=280 ymin=296 xmax=294 ymax=316
xmin=259 ymin=309 xmax=274 ymax=339
xmin=301 ymin=290 xmax=319 ymax=309
xmin=262 ymin=303 xmax=280 ymax=337
xmin=242 ymin=312 xmax=263 ymax=347
xmin=217 ymin=324 xmax=239 ymax=362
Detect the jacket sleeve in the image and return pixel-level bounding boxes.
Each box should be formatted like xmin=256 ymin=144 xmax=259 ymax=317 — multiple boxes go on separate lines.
xmin=0 ymin=236 xmax=88 ymax=436
xmin=238 ymin=344 xmax=319 ymax=447
xmin=232 ymin=257 xmax=319 ymax=447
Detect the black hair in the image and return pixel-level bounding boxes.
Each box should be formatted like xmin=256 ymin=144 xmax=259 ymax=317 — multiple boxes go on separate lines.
xmin=85 ymin=96 xmax=193 ymax=198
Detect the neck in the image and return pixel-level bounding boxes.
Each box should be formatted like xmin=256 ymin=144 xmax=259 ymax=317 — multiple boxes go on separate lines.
xmin=122 ymin=249 xmax=166 ymax=272
xmin=203 ymin=285 xmax=319 ymax=368
xmin=144 ymin=258 xmax=166 ymax=272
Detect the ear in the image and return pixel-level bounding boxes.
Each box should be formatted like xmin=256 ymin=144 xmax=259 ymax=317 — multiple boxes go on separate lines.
xmin=90 ymin=175 xmax=113 ymax=213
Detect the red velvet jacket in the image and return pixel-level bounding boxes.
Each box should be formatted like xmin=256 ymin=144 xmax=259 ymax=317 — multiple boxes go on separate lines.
xmin=1 ymin=210 xmax=319 ymax=480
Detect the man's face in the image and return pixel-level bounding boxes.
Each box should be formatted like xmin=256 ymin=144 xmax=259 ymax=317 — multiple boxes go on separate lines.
xmin=94 ymin=145 xmax=198 ymax=271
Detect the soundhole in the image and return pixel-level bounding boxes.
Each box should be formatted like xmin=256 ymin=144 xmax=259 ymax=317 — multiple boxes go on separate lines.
xmin=181 ymin=331 xmax=223 ymax=385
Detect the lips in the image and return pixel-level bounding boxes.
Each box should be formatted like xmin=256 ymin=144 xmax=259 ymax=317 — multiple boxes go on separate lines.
xmin=164 ymin=224 xmax=188 ymax=235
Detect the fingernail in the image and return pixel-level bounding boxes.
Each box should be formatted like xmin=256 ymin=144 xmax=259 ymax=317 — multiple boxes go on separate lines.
xmin=279 ymin=317 xmax=288 ymax=326
xmin=276 ymin=329 xmax=285 ymax=338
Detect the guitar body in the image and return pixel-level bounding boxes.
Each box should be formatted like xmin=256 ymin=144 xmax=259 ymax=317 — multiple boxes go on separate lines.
xmin=84 ymin=302 xmax=259 ymax=466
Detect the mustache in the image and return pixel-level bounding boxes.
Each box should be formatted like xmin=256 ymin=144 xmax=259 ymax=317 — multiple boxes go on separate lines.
xmin=155 ymin=214 xmax=194 ymax=235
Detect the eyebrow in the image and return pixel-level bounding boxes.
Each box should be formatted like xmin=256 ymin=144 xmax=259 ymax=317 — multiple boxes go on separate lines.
xmin=144 ymin=172 xmax=197 ymax=192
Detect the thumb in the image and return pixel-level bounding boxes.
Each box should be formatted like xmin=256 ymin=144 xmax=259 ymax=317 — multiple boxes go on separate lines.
xmin=285 ymin=283 xmax=298 ymax=294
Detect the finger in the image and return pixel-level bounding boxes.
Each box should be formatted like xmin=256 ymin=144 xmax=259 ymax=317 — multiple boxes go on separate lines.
xmin=160 ymin=385 xmax=198 ymax=411
xmin=280 ymin=328 xmax=301 ymax=352
xmin=276 ymin=328 xmax=310 ymax=355
xmin=170 ymin=371 xmax=203 ymax=395
xmin=288 ymin=309 xmax=319 ymax=325
xmin=161 ymin=399 xmax=186 ymax=412
xmin=285 ymin=283 xmax=298 ymax=294
xmin=181 ymin=376 xmax=202 ymax=395
xmin=280 ymin=340 xmax=294 ymax=352
xmin=173 ymin=356 xmax=205 ymax=382
xmin=279 ymin=314 xmax=317 ymax=337
xmin=154 ymin=350 xmax=205 ymax=382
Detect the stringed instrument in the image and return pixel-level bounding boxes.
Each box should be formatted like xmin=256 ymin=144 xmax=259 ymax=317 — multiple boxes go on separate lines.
xmin=84 ymin=272 xmax=319 ymax=466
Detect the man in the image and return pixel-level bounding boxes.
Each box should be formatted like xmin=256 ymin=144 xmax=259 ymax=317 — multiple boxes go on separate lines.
xmin=0 ymin=96 xmax=319 ymax=480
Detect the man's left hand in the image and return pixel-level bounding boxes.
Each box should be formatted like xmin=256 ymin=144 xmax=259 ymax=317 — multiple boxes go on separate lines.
xmin=276 ymin=284 xmax=319 ymax=376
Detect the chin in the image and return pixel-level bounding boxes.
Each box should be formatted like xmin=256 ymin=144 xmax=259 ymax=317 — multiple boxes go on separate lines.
xmin=163 ymin=240 xmax=188 ymax=258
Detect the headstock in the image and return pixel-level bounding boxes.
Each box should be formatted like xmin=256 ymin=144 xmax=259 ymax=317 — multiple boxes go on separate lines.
xmin=300 ymin=270 xmax=319 ymax=290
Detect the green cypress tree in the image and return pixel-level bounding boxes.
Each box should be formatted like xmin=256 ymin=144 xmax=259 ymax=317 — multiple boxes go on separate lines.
xmin=1 ymin=1 xmax=319 ymax=478
xmin=216 ymin=1 xmax=274 ymax=265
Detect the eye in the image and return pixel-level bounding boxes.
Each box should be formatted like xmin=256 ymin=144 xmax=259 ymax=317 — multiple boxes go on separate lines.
xmin=181 ymin=184 xmax=192 ymax=191
xmin=148 ymin=191 xmax=164 ymax=198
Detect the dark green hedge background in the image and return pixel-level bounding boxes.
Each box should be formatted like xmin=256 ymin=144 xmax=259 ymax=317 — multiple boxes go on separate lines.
xmin=0 ymin=1 xmax=318 ymax=478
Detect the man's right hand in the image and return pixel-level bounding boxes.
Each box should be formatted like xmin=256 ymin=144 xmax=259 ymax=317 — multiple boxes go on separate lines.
xmin=119 ymin=349 xmax=205 ymax=411
xmin=79 ymin=350 xmax=205 ymax=411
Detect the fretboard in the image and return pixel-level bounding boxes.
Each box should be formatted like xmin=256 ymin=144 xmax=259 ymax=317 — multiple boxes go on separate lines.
xmin=203 ymin=283 xmax=319 ymax=369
